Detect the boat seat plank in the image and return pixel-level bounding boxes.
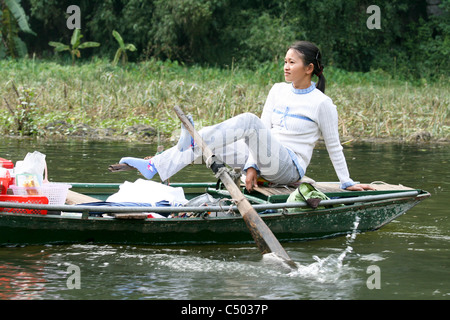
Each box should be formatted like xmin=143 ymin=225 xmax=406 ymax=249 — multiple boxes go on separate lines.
xmin=250 ymin=180 xmax=415 ymax=197
xmin=252 ymin=186 xmax=296 ymax=196
xmin=65 ymin=190 xmax=100 ymax=205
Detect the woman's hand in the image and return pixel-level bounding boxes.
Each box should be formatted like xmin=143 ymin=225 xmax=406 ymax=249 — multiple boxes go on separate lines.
xmin=345 ymin=183 xmax=376 ymax=191
xmin=245 ymin=167 xmax=258 ymax=192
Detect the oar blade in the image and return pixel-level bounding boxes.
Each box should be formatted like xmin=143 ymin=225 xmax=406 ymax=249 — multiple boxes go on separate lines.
xmin=241 ymin=210 xmax=297 ymax=268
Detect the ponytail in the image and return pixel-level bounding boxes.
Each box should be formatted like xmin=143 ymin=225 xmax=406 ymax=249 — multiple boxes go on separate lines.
xmin=315 ymin=68 xmax=326 ymax=94
xmin=289 ymin=41 xmax=326 ymax=93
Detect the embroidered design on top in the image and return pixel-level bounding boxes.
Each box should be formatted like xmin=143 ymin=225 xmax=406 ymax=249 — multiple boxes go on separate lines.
xmin=273 ymin=107 xmax=314 ymax=130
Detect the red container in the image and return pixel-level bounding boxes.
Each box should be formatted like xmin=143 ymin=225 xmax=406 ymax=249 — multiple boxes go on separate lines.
xmin=0 ymin=178 xmax=9 ymax=195
xmin=0 ymin=195 xmax=49 ymax=215
xmin=0 ymin=157 xmax=14 ymax=169
xmin=0 ymin=171 xmax=11 ymax=195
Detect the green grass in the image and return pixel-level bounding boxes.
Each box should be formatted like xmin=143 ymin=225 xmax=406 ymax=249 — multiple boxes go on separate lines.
xmin=1 ymin=57 xmax=448 ymax=143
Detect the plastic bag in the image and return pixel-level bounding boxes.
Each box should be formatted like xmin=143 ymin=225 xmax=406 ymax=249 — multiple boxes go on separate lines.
xmin=14 ymin=151 xmax=48 ymax=186
xmin=184 ymin=193 xmax=220 ymax=207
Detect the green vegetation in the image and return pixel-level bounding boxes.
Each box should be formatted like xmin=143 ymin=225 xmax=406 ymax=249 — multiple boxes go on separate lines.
xmin=112 ymin=30 xmax=136 ymax=67
xmin=0 ymin=0 xmax=36 ymax=58
xmin=1 ymin=58 xmax=448 ymax=143
xmin=48 ymin=28 xmax=100 ymax=65
xmin=18 ymin=0 xmax=449 ymax=81
xmin=1 ymin=1 xmax=448 ymax=144
xmin=2 ymin=82 xmax=39 ymax=136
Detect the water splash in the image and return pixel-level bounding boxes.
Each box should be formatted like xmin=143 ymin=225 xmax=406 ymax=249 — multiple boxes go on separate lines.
xmin=286 ymin=216 xmax=361 ymax=283
xmin=336 ymin=216 xmax=361 ymax=264
xmin=151 ymin=216 xmax=364 ymax=284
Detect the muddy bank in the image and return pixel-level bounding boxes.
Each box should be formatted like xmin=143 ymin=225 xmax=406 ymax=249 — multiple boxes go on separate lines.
xmin=5 ymin=120 xmax=446 ymax=146
xmin=51 ymin=120 xmax=450 ymax=143
xmin=41 ymin=120 xmax=161 ymax=142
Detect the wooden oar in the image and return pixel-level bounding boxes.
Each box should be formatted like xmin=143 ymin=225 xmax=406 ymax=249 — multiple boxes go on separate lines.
xmin=173 ymin=105 xmax=297 ymax=269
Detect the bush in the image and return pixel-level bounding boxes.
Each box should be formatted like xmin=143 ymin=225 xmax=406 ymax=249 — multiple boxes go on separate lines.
xmin=10 ymin=0 xmax=449 ymax=80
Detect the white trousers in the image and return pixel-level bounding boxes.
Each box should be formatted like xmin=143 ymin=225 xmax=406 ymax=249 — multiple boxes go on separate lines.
xmin=152 ymin=113 xmax=300 ymax=184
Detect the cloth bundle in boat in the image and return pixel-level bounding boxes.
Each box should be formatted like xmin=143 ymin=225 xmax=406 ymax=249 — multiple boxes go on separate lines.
xmin=287 ymin=182 xmax=331 ymax=212
xmin=106 ymin=179 xmax=189 ymax=206
xmin=183 ymin=193 xmax=232 ymax=217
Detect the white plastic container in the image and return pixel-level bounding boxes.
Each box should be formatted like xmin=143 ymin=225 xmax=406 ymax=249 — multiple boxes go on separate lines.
xmin=11 ymin=183 xmax=72 ymax=205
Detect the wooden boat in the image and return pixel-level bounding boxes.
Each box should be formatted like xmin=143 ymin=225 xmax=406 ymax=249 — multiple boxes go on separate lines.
xmin=0 ymin=180 xmax=430 ymax=246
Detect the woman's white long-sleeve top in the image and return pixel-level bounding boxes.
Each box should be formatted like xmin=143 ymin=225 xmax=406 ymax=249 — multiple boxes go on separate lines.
xmin=245 ymin=82 xmax=356 ymax=189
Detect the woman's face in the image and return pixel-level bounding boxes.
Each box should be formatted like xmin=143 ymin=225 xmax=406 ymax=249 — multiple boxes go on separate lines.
xmin=284 ymin=49 xmax=314 ymax=88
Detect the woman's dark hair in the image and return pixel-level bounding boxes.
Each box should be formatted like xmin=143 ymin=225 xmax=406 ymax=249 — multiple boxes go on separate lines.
xmin=289 ymin=41 xmax=326 ymax=93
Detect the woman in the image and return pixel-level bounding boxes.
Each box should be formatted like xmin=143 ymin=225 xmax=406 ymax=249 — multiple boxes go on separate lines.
xmin=120 ymin=41 xmax=374 ymax=192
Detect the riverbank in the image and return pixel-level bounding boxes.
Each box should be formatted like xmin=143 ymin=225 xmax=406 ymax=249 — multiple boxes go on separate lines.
xmin=3 ymin=132 xmax=448 ymax=150
xmin=1 ymin=58 xmax=448 ymax=144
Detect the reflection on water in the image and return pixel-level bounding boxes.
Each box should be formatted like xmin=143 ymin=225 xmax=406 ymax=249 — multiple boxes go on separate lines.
xmin=0 ymin=139 xmax=449 ymax=300
xmin=0 ymin=247 xmax=49 ymax=300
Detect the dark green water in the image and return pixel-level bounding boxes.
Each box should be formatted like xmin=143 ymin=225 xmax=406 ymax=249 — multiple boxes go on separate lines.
xmin=0 ymin=139 xmax=448 ymax=300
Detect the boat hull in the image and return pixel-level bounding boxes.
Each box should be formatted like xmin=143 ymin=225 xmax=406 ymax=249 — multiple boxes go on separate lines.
xmin=0 ymin=191 xmax=429 ymax=246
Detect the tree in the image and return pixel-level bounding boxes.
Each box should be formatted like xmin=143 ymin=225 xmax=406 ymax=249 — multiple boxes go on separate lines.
xmin=0 ymin=0 xmax=36 ymax=58
xmin=49 ymin=28 xmax=100 ymax=65
xmin=112 ymin=30 xmax=136 ymax=66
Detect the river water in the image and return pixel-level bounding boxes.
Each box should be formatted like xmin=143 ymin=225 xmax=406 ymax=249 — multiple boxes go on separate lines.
xmin=0 ymin=139 xmax=448 ymax=301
